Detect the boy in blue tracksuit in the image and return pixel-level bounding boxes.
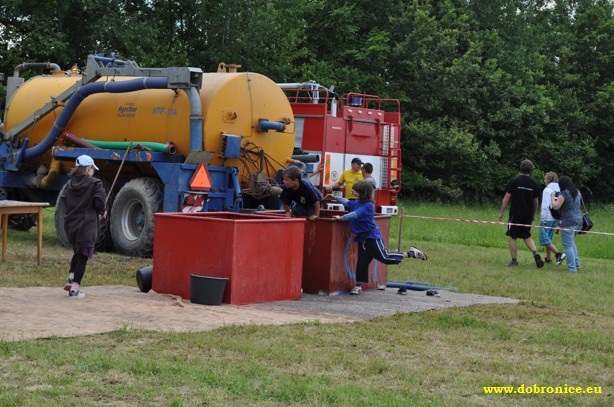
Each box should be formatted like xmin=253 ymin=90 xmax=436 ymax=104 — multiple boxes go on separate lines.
xmin=326 ymin=180 xmax=428 ymax=295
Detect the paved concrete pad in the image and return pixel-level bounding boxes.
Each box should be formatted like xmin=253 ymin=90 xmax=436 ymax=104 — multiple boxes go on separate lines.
xmin=0 ymin=285 xmax=517 ymax=342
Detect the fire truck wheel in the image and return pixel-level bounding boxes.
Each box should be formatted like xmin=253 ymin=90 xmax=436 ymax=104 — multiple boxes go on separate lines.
xmin=110 ymin=177 xmax=162 ymax=257
xmin=55 ymin=177 xmax=115 ymax=251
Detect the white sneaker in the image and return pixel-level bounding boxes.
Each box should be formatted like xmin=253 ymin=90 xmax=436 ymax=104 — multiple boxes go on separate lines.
xmin=349 ymin=286 xmax=362 ymax=295
xmin=555 ymin=252 xmax=567 ymax=266
xmin=69 ymin=290 xmax=85 ymax=299
xmin=408 ymin=246 xmax=428 ymax=260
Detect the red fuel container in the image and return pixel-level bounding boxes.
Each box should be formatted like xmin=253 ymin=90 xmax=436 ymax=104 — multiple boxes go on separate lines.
xmin=152 ymin=212 xmax=305 ymax=305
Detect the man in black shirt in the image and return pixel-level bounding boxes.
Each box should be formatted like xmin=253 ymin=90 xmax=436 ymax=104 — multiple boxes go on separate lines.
xmin=498 ymin=159 xmax=544 ymax=268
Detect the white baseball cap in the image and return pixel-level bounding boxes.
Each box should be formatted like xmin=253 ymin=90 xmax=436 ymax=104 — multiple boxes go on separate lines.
xmin=76 ymin=155 xmax=99 ymax=170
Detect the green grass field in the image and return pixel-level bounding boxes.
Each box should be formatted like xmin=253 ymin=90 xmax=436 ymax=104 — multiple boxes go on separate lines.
xmin=0 ymin=203 xmax=612 ymax=406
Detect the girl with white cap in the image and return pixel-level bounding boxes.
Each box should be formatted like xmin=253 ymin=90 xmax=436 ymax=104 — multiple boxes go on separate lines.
xmin=61 ymin=155 xmax=107 ymax=298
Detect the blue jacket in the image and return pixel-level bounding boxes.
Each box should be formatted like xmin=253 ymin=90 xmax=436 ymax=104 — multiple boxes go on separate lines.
xmin=337 ymin=198 xmax=382 ymax=242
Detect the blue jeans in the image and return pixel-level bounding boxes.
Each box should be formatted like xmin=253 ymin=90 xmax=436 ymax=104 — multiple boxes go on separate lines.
xmin=561 ymin=225 xmax=581 ymax=272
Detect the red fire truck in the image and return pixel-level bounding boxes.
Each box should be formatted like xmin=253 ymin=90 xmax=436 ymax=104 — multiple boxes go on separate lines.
xmin=279 ymin=82 xmax=402 ymax=214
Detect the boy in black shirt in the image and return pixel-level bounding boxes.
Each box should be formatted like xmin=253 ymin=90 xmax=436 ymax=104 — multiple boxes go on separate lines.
xmin=281 ymin=166 xmax=321 ymax=220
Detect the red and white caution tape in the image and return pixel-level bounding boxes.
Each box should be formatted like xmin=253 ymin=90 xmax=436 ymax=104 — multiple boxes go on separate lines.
xmin=402 ymin=215 xmax=614 ymax=236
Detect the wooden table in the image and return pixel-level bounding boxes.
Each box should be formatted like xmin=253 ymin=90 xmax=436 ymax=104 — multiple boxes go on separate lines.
xmin=0 ymin=200 xmax=50 ymax=265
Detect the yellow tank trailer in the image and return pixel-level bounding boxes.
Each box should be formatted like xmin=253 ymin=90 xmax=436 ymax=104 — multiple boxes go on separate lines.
xmin=1 ymin=54 xmax=296 ymax=256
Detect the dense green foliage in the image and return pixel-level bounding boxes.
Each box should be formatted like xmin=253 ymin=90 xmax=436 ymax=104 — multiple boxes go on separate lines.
xmin=1 ymin=0 xmax=613 ymax=202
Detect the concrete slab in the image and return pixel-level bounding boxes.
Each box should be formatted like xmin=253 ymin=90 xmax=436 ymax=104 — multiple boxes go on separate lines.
xmin=0 ymin=285 xmax=517 ymax=342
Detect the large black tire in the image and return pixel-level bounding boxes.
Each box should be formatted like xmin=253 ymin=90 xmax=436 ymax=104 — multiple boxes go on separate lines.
xmin=110 ymin=178 xmax=163 ymax=257
xmin=9 ymin=214 xmax=36 ymax=231
xmin=55 ymin=177 xmax=115 ymax=251
xmin=96 ymin=177 xmax=116 ymax=251
xmin=5 ymin=190 xmax=37 ymax=231
xmin=54 ymin=184 xmax=71 ymax=248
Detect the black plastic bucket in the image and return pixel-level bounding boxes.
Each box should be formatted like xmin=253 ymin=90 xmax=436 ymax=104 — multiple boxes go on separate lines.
xmin=190 ymin=274 xmax=227 ymax=305
xmin=136 ymin=265 xmax=153 ymax=293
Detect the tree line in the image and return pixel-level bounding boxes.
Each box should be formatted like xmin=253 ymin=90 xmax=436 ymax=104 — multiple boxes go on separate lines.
xmin=1 ymin=0 xmax=613 ymax=203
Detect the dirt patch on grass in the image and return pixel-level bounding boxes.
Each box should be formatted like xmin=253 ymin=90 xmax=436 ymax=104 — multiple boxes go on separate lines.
xmin=0 ymin=285 xmax=517 ymax=342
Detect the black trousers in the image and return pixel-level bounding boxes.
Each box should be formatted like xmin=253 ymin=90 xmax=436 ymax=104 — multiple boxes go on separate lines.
xmin=70 ymin=252 xmax=89 ymax=284
xmin=355 ymin=239 xmax=404 ymax=284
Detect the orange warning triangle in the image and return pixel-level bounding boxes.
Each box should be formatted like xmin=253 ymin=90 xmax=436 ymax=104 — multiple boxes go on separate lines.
xmin=189 ymin=164 xmax=212 ymax=191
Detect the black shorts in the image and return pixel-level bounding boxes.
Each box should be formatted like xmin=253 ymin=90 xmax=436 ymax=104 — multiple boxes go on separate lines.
xmin=505 ymin=215 xmax=532 ymax=239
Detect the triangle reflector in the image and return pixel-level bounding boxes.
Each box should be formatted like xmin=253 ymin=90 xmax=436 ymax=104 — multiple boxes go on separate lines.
xmin=189 ymin=164 xmax=212 ymax=191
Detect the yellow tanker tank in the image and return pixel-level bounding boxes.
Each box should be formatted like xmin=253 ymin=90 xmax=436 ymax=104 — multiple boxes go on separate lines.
xmin=3 ymin=71 xmax=295 ymax=189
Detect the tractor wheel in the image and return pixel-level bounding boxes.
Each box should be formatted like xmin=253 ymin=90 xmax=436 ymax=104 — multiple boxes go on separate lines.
xmin=110 ymin=178 xmax=162 ymax=257
xmin=96 ymin=177 xmax=116 ymax=251
xmin=54 ymin=184 xmax=71 ymax=248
